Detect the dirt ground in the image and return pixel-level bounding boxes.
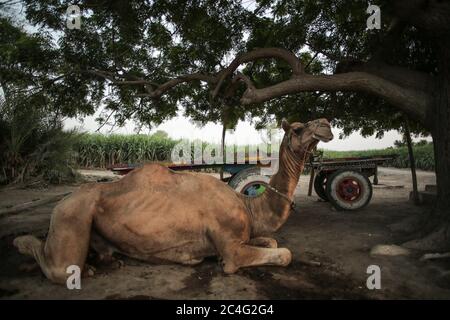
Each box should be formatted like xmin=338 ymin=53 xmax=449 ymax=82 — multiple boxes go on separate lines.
xmin=1 ymin=167 xmax=450 ymax=300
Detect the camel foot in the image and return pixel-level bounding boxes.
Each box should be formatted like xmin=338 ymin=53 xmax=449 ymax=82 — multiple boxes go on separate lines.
xmin=277 ymin=248 xmax=293 ymax=266
xmin=221 ymin=245 xmax=292 ymax=274
xmin=13 ymin=235 xmax=42 ymax=256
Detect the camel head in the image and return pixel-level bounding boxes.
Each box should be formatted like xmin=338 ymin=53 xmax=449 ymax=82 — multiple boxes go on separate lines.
xmin=281 ymin=118 xmax=334 ymax=158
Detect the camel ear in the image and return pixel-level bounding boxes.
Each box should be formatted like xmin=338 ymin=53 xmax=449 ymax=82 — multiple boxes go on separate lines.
xmin=281 ymin=119 xmax=291 ymax=132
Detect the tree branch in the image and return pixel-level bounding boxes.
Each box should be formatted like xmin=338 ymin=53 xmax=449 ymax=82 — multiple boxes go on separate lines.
xmin=212 ymin=47 xmax=304 ymax=98
xmin=232 ymin=72 xmax=255 ymax=90
xmin=337 ymin=60 xmax=434 ymax=94
xmin=87 ymin=69 xmax=217 ymax=99
xmin=137 ymin=73 xmax=218 ymax=98
xmin=239 ymin=72 xmax=430 ymax=124
xmin=84 ymin=46 xmax=432 ymax=126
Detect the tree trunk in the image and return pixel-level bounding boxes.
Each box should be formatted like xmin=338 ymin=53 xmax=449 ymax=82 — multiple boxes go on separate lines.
xmin=404 ymin=120 xmax=419 ymax=205
xmin=403 ymin=41 xmax=450 ymax=251
xmin=220 ymin=116 xmax=227 ymax=181
xmin=432 ymin=79 xmax=450 ymax=220
xmin=431 ymin=40 xmax=450 ymax=222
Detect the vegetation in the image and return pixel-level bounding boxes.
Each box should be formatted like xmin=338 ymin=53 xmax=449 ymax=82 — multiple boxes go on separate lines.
xmin=0 ymin=14 xmax=89 ymax=185
xmin=74 ymin=133 xmax=435 ymax=171
xmin=322 ymin=143 xmax=434 ymax=171
xmin=0 ymin=94 xmax=81 ymax=185
xmin=76 ymin=133 xmax=179 ymax=168
xmin=1 ymin=0 xmax=449 ymax=248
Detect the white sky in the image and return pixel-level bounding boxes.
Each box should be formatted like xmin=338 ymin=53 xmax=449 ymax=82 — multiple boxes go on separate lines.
xmin=64 ymin=112 xmax=430 ymax=151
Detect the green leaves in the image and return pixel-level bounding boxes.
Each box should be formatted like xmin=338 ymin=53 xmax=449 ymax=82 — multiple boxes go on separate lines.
xmin=2 ymin=0 xmax=435 ymax=138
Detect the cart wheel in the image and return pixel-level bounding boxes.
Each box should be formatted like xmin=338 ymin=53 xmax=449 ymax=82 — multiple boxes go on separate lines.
xmin=228 ymin=167 xmax=270 ymax=197
xmin=313 ymin=171 xmax=329 ymax=201
xmin=326 ymin=170 xmax=372 ymax=211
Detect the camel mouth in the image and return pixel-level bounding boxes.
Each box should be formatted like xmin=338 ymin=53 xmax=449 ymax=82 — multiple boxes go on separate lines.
xmin=313 ymin=132 xmax=334 ymax=142
xmin=308 ymin=118 xmax=333 ymax=143
xmin=312 ymin=126 xmax=334 ymax=142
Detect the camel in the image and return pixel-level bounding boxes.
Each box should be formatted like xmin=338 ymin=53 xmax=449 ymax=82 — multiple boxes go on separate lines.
xmin=13 ymin=118 xmax=333 ymax=284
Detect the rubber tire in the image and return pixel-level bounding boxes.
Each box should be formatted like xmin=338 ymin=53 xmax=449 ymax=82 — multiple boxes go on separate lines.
xmin=228 ymin=167 xmax=270 ymax=196
xmin=313 ymin=171 xmax=329 ymax=201
xmin=325 ymin=170 xmax=373 ymax=211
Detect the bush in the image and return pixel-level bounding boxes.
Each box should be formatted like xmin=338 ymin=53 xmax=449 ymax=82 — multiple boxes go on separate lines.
xmin=0 ymin=94 xmax=81 ymax=185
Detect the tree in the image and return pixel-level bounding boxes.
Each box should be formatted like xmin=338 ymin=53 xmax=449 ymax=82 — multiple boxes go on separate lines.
xmin=0 ymin=16 xmax=82 ymax=184
xmin=4 ymin=0 xmax=450 ymax=250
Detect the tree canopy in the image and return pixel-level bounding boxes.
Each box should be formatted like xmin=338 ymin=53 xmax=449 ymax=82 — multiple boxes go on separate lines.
xmin=0 ymin=0 xmax=438 ymax=137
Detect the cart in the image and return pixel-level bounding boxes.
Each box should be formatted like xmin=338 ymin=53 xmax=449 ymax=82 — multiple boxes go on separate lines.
xmin=307 ymin=155 xmax=396 ymax=210
xmin=109 ymin=154 xmax=396 ymax=211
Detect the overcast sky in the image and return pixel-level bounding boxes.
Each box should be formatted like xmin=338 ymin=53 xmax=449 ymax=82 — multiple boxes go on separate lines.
xmin=64 ymin=111 xmax=430 ymax=151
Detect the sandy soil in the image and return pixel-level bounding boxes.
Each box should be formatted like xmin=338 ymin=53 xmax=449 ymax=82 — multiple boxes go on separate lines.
xmin=1 ymin=167 xmax=450 ymax=300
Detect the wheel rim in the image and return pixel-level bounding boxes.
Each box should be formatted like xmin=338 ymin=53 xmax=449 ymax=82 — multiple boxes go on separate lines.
xmin=241 ymin=182 xmax=267 ymax=197
xmin=336 ymin=177 xmax=363 ymax=202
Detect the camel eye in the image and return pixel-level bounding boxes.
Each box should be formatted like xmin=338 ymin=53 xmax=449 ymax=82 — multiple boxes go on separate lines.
xmin=293 ymin=127 xmax=303 ymax=135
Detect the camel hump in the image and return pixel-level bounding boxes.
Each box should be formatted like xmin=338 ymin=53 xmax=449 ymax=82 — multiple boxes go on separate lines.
xmin=119 ymin=163 xmax=178 ymax=186
xmin=141 ymin=163 xmax=169 ymax=172
xmin=124 ymin=163 xmax=170 ymax=176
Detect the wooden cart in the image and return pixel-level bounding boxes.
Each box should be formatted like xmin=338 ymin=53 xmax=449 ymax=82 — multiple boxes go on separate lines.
xmin=109 ymin=154 xmax=396 ymax=211
xmin=307 ymin=155 xmax=397 ymax=210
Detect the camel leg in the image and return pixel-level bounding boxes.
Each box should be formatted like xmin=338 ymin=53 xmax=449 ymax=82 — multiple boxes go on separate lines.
xmin=147 ymin=245 xmax=205 ymax=266
xmin=248 ymin=237 xmax=278 ymax=248
xmin=219 ymin=241 xmax=292 ymax=274
xmin=13 ymin=189 xmax=98 ymax=284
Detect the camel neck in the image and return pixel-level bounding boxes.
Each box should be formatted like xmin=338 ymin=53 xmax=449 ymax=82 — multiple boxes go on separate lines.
xmin=269 ymin=142 xmax=304 ymax=198
xmin=244 ymin=139 xmax=308 ymax=236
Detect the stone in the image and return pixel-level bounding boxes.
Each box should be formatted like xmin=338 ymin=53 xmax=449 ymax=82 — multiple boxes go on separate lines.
xmin=370 ymin=244 xmax=411 ymax=256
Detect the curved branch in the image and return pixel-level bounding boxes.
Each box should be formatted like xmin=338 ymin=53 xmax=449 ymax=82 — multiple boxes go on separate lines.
xmin=87 ymin=69 xmax=217 ymax=99
xmin=337 ymin=61 xmax=434 ymax=94
xmin=240 ymin=72 xmax=431 ymax=124
xmin=212 ymin=47 xmax=304 ymax=98
xmin=232 ymin=72 xmax=255 ymax=90
xmin=84 ymin=48 xmax=432 ymax=127
xmin=138 ymin=73 xmax=218 ymax=98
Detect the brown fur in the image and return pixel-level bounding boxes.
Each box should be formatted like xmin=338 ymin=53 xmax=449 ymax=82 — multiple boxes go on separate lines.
xmin=13 ymin=119 xmax=333 ymax=284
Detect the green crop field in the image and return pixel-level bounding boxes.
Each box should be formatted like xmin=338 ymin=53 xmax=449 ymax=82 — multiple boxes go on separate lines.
xmin=75 ymin=133 xmax=435 ymax=171
xmin=321 ymin=142 xmax=434 ymax=171
xmin=75 ymin=133 xmax=179 ymax=168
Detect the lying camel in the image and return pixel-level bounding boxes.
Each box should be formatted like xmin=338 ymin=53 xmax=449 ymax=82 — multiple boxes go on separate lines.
xmin=14 ymin=118 xmax=333 ymax=284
